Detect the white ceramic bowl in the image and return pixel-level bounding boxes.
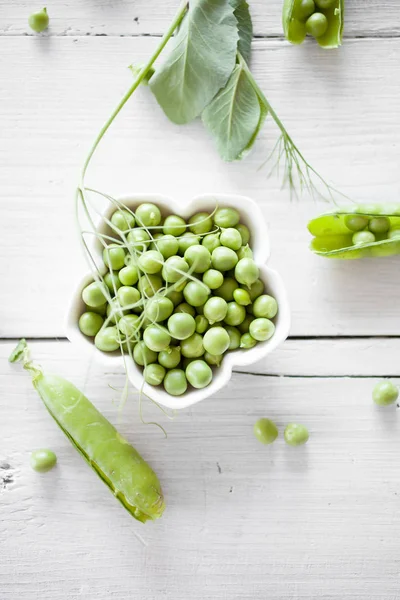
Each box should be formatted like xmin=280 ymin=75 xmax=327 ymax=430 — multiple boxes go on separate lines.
xmin=66 ymin=193 xmax=291 ymax=409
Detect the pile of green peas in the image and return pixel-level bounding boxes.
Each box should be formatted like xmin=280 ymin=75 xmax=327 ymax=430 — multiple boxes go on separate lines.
xmin=345 ymin=215 xmax=400 ymax=247
xmin=79 ymin=203 xmax=279 ymax=396
xmin=292 ymin=0 xmax=336 ymax=40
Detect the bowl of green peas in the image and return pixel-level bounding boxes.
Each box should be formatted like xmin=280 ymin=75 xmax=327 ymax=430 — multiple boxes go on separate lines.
xmin=66 ymin=194 xmax=290 ymax=409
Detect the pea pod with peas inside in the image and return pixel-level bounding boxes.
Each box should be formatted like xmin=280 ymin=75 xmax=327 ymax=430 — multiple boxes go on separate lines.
xmin=283 ymin=0 xmax=344 ymax=48
xmin=308 ymin=205 xmax=400 ymax=259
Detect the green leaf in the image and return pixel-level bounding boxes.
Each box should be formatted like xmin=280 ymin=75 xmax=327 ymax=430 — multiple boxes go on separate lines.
xmin=202 ymin=61 xmax=263 ymax=161
xmin=149 ymin=0 xmax=238 ymax=125
xmin=230 ymin=0 xmax=253 ymax=64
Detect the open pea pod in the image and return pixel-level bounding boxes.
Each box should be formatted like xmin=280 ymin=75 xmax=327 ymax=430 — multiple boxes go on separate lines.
xmin=308 ymin=205 xmax=400 ymax=259
xmin=283 ymin=0 xmax=344 ymax=49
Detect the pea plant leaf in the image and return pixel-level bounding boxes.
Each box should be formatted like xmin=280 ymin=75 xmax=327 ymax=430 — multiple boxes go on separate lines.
xmin=230 ymin=0 xmax=253 ymax=64
xmin=149 ymin=0 xmax=238 ymax=125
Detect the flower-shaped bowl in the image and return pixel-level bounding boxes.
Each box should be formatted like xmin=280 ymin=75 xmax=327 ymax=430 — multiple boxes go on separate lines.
xmin=66 ymin=193 xmax=291 ymax=409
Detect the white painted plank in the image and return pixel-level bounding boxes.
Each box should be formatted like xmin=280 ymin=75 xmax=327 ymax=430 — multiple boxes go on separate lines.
xmin=1 ymin=341 xmax=400 ymax=600
xmin=0 ymin=0 xmax=399 ymax=37
xmin=1 ymin=37 xmax=400 ymax=337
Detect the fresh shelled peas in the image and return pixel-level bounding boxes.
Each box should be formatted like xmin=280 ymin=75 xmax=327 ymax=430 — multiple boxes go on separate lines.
xmin=79 ymin=203 xmax=279 ymax=396
xmin=282 ymin=0 xmax=343 ymax=48
xmin=308 ymin=205 xmax=400 ymax=259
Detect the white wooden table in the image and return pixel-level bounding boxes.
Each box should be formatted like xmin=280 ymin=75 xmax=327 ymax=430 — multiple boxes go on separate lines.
xmin=1 ymin=2 xmax=400 ymax=599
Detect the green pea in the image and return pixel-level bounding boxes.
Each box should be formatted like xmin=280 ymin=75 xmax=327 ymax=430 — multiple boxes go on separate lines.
xmin=235 ymin=258 xmax=259 ymax=288
xmin=203 ymin=269 xmax=224 ymax=290
xmin=175 ymin=302 xmax=196 ymax=317
xmin=28 ymin=7 xmax=49 ymax=33
xmin=240 ymin=333 xmax=257 ymax=349
xmin=369 ymin=217 xmax=391 ymax=234
xmin=30 ymin=448 xmax=57 ymax=472
xmin=211 ymin=247 xmax=239 ymax=271
xmin=204 ymin=351 xmax=223 ymax=367
xmin=103 ymin=244 xmax=126 ymax=271
xmin=253 ymin=418 xmax=278 ymax=445
xmin=224 ymin=302 xmax=246 ymax=326
xmin=236 ymin=223 xmax=250 ymax=245
xmin=180 ymin=333 xmax=204 ymax=358
xmin=188 ymin=212 xmax=213 ymax=235
xmin=165 ymin=289 xmax=184 ymax=306
xmin=138 ymin=250 xmax=163 ymax=274
xmin=238 ymin=314 xmax=254 ymax=334
xmin=127 ymin=229 xmax=151 ymax=252
xmin=253 ymin=295 xmax=278 ymax=319
xmin=388 ymin=227 xmax=400 ymax=239
xmin=352 ymin=231 xmax=376 ymax=246
xmin=184 ymin=245 xmax=212 ymax=273
xmin=117 ymin=314 xmax=141 ymax=338
xmin=237 ymin=245 xmax=254 ymax=260
xmin=106 ymin=299 xmax=127 ymax=324
xmin=153 ymin=234 xmax=179 ymax=259
xmin=178 ymin=232 xmax=200 ymax=254
xmin=163 ymin=369 xmax=187 ymax=396
xmin=249 ymin=318 xmax=275 ymax=342
xmin=85 ymin=302 xmax=107 ymax=316
xmin=314 ymin=0 xmax=335 ymax=8
xmin=202 ymin=233 xmax=221 ymax=253
xmin=117 ymin=286 xmax=141 ymax=309
xmin=248 ymin=279 xmax=265 ymax=301
xmin=158 ymin=346 xmax=181 ymax=369
xmin=143 ymin=325 xmax=171 ymax=352
xmin=225 ymin=326 xmax=241 ymax=350
xmin=294 ymin=0 xmax=315 ymax=20
xmin=138 ymin=274 xmax=163 ymax=298
xmin=135 ymin=203 xmax=162 ymax=227
xmin=104 ymin=272 xmax=122 ymax=293
xmin=287 ymin=18 xmax=307 ymax=44
xmin=284 ymin=423 xmax=309 ymax=446
xmin=183 ymin=281 xmax=210 ymax=307
xmin=168 ymin=313 xmax=196 ymax=340
xmin=82 ymin=281 xmax=108 ymax=308
xmin=162 ymin=256 xmax=189 ymax=283
xmin=95 ymin=326 xmax=121 ymax=352
xmin=214 ymin=207 xmax=240 ymax=228
xmin=233 ymin=288 xmax=251 ymax=306
xmin=133 ymin=341 xmax=158 ymax=366
xmin=305 ymin=12 xmax=328 ymax=38
xmin=163 ymin=215 xmax=187 ymax=237
xmin=145 ymin=296 xmax=174 ymax=322
xmin=203 ymin=327 xmax=230 ymax=355
xmin=220 ymin=228 xmax=242 ymax=251
xmin=203 ymin=297 xmax=228 ymax=324
xmin=118 ymin=264 xmax=139 ymax=286
xmin=186 ymin=360 xmax=212 ymax=389
xmin=214 ymin=278 xmax=239 ymax=302
xmin=111 ymin=209 xmax=135 ymax=232
xmin=195 ymin=315 xmax=209 ymax=334
xmin=144 ymin=363 xmax=166 ymax=386
xmin=79 ymin=312 xmax=104 ymax=337
xmin=372 ymin=381 xmax=399 ymax=406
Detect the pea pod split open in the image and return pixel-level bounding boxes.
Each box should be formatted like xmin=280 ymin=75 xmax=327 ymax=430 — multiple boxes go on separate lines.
xmin=283 ymin=0 xmax=344 ymax=49
xmin=9 ymin=340 xmax=165 ymax=523
xmin=308 ymin=205 xmax=400 ymax=259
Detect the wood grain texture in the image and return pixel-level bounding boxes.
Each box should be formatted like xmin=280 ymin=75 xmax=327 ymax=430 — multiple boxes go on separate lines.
xmin=1 ymin=341 xmax=400 ymax=600
xmin=0 ymin=0 xmax=399 ymax=37
xmin=1 ymin=37 xmax=400 ymax=337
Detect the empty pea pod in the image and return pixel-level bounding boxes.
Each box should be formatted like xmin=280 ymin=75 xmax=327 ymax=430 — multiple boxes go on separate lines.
xmin=9 ymin=340 xmax=165 ymax=523
xmin=308 ymin=205 xmax=400 ymax=259
xmin=283 ymin=0 xmax=344 ymax=49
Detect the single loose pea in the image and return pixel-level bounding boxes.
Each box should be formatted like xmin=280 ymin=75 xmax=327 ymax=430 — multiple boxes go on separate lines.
xmin=253 ymin=295 xmax=278 ymax=319
xmin=135 ymin=203 xmax=162 ymax=227
xmin=175 ymin=302 xmax=196 ymax=317
xmin=104 ymin=272 xmax=122 ymax=293
xmin=153 ymin=235 xmax=179 ymax=259
xmin=144 ymin=363 xmax=166 ymax=386
xmin=294 ymin=0 xmax=315 ymax=20
xmin=195 ymin=315 xmax=209 ymax=334
xmin=369 ymin=217 xmax=391 ymax=234
xmin=165 ymin=289 xmax=184 ymax=306
xmin=163 ymin=215 xmax=187 ymax=237
xmin=162 ymin=256 xmax=189 ymax=283
xmin=305 ymin=12 xmax=328 ymax=37
xmin=235 ymin=258 xmax=259 ymax=288
xmin=82 ymin=281 xmax=108 ymax=308
xmin=314 ymin=0 xmax=335 ymax=8
xmin=225 ymin=326 xmax=241 ymax=350
xmin=211 ymin=246 xmax=239 ymax=271
xmin=30 ymin=449 xmax=57 ymax=472
xmin=224 ymin=302 xmax=246 ymax=327
xmin=236 ymin=223 xmax=250 ymax=245
xmin=189 ymin=212 xmax=213 ymax=235
xmin=284 ymin=424 xmax=309 ymax=447
xmin=249 ymin=318 xmax=275 ymax=342
xmin=158 ymin=346 xmax=181 ymax=369
xmin=388 ymin=227 xmax=400 ymax=239
xmin=106 ymin=299 xmax=126 ymax=324
xmin=233 ymin=288 xmax=251 ymax=306
xmin=117 ymin=314 xmax=141 ymax=338
xmin=143 ymin=325 xmax=171 ymax=352
xmin=168 ymin=313 xmax=196 ymax=340
xmin=138 ymin=250 xmax=163 ymax=274
xmin=138 ymin=274 xmax=163 ymax=298
xmin=237 ymin=245 xmax=253 ymax=260
xmin=163 ymin=369 xmax=187 ymax=396
xmin=202 ymin=233 xmax=221 ymax=253
xmin=238 ymin=314 xmax=254 ymax=334
xmin=145 ymin=296 xmax=174 ymax=322
xmin=372 ymin=381 xmax=399 ymax=406
xmin=253 ymin=418 xmax=278 ymax=445
xmin=204 ymin=351 xmax=223 ymax=367
xmin=28 ymin=7 xmax=49 ymax=33
xmin=203 ymin=327 xmax=230 ymax=355
xmin=184 ymin=245 xmax=211 ymax=273
xmin=127 ymin=228 xmax=151 ymax=252
xmin=352 ymin=231 xmax=376 ymax=246
xmin=79 ymin=312 xmax=104 ymax=337
xmin=133 ymin=341 xmax=158 ymax=366
xmin=186 ymin=360 xmax=212 ymax=389
xmin=248 ymin=279 xmax=265 ymax=301
xmin=180 ymin=333 xmax=204 ymax=358
xmin=240 ymin=333 xmax=257 ymax=349
xmin=214 ymin=278 xmax=239 ymax=302
xmin=204 ymin=297 xmax=228 ymax=324
xmin=220 ymin=228 xmax=242 ymax=251
xmin=203 ymin=269 xmax=224 ymax=290
xmin=117 ymin=286 xmax=141 ymax=309
xmin=86 ymin=302 xmax=107 ymax=316
xmin=118 ymin=264 xmax=139 ymax=286
xmin=214 ymin=207 xmax=240 ymax=228
xmin=183 ymin=281 xmax=210 ymax=307
xmin=178 ymin=232 xmax=200 ymax=254
xmin=111 ymin=209 xmax=135 ymax=232
xmin=103 ymin=244 xmax=126 ymax=271
xmin=95 ymin=326 xmax=121 ymax=352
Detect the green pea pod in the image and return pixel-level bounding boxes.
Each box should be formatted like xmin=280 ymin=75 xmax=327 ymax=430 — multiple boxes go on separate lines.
xmin=9 ymin=340 xmax=165 ymax=523
xmin=283 ymin=0 xmax=344 ymax=49
xmin=308 ymin=205 xmax=400 ymax=259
